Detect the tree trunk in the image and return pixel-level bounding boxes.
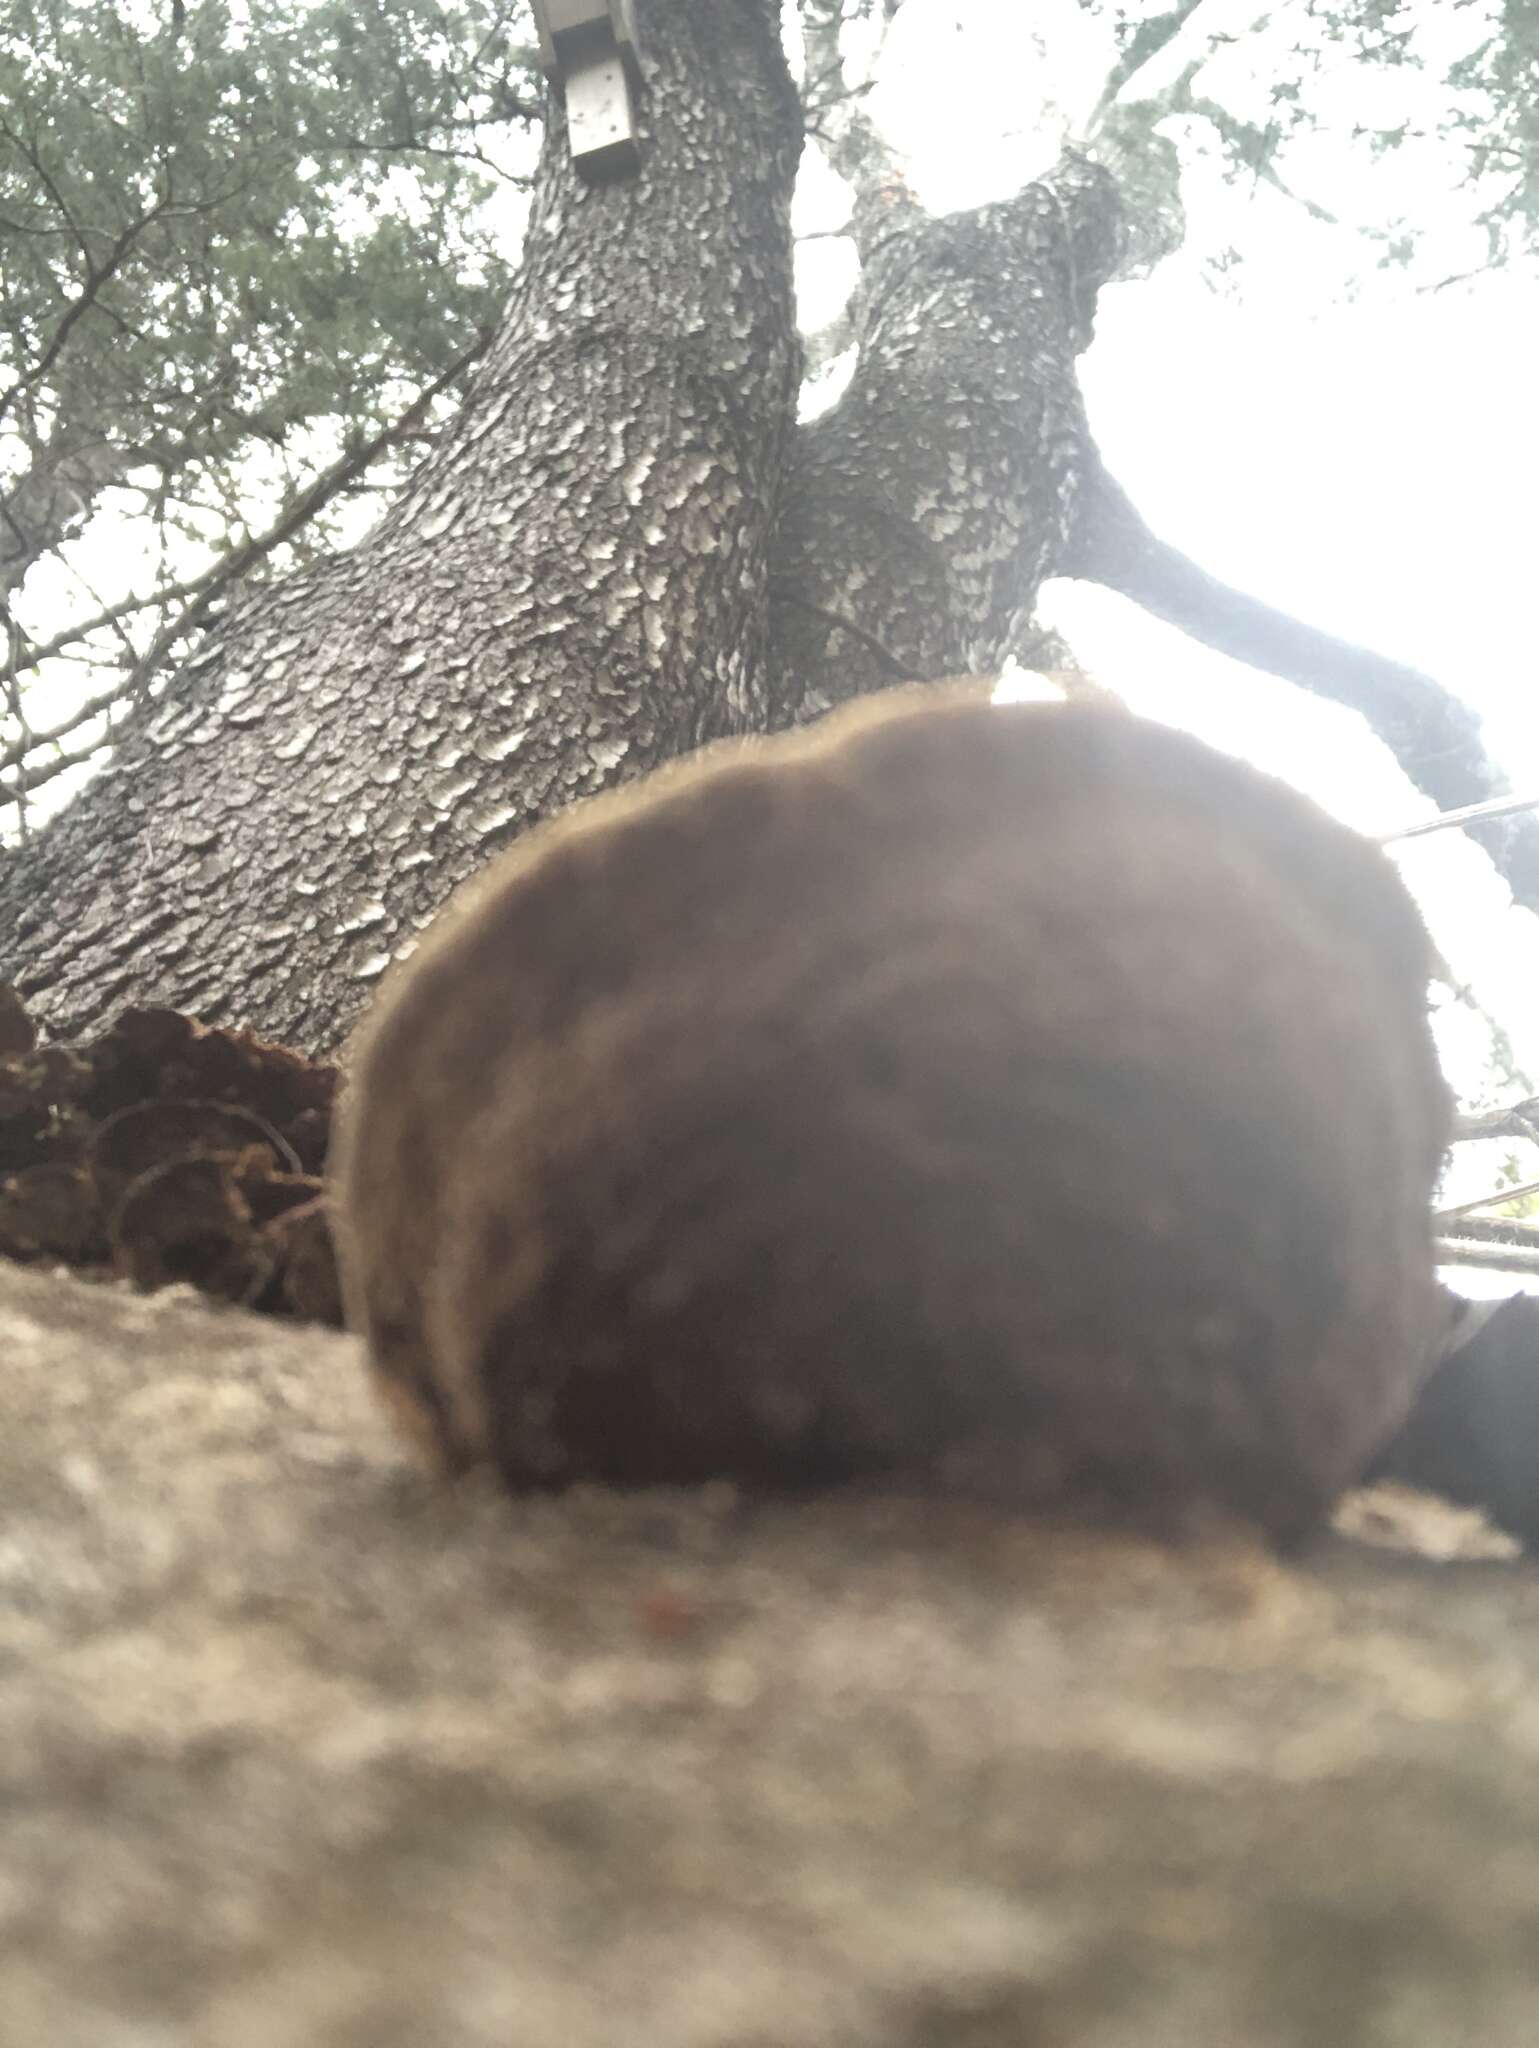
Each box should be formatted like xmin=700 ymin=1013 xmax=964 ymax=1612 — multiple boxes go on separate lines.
xmin=4 ymin=0 xmax=807 ymax=1054
xmin=765 ymin=157 xmax=1125 ymax=722
xmin=2 ymin=0 xmax=1515 ymax=1057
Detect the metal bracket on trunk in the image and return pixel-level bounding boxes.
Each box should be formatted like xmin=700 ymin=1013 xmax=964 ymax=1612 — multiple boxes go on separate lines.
xmin=531 ymin=0 xmax=644 ymax=183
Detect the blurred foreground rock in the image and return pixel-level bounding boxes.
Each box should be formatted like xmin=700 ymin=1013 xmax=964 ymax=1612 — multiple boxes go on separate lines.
xmin=5 ymin=1259 xmax=1539 ymax=2046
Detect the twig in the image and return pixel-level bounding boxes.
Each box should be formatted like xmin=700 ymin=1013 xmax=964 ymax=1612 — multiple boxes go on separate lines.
xmin=769 ymin=587 xmax=909 ymax=678
xmin=798 ymin=0 xmax=900 ymax=195
xmin=1382 ymin=787 xmax=1539 ymax=845
xmin=1 ymin=607 xmax=32 ymax=835
xmin=1 ymin=330 xmax=490 ymax=800
xmin=1454 ymin=1100 xmax=1539 ymax=1146
xmin=120 ymin=329 xmax=487 ymax=696
xmin=0 ymin=673 xmax=133 ymax=771
xmin=1436 ymin=1235 xmax=1539 ymax=1277
xmin=1437 ymin=1179 xmax=1539 ymax=1224
xmin=0 ymin=727 xmax=105 ymax=806
xmin=1085 ymin=0 xmax=1211 ymax=136
xmin=1436 ymin=1213 xmax=1539 ymax=1250
xmin=0 ymin=195 xmax=173 ymax=435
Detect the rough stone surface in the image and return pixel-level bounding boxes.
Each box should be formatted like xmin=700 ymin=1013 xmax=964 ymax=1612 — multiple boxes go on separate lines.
xmin=6 ymin=1258 xmax=1539 ymax=2046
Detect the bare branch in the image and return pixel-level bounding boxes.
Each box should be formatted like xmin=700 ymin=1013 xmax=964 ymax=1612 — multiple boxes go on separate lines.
xmin=1453 ymin=1100 xmax=1539 ymax=1147
xmin=0 ymin=726 xmax=106 ymax=807
xmin=797 ymin=0 xmax=900 ymax=198
xmin=110 ymin=332 xmax=484 ymax=716
xmin=1064 ymin=453 xmax=1539 ymax=915
xmin=2 ymin=606 xmax=33 ymax=836
xmin=0 ymin=195 xmax=172 ymax=435
xmin=1384 ymin=786 xmax=1539 ymax=845
xmin=1 ymin=330 xmax=488 ymax=804
xmin=1086 ymin=0 xmax=1211 ymax=136
xmin=1436 ymin=1233 xmax=1539 ymax=1277
xmin=1437 ymin=1180 xmax=1539 ymax=1225
xmin=0 ymin=589 xmax=169 ymax=704
xmin=0 ymin=675 xmax=133 ymax=774
xmin=1179 ymin=88 xmax=1402 ymax=250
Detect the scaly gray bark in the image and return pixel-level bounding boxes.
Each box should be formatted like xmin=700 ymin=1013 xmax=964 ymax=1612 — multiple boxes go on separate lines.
xmin=2 ymin=103 xmax=1130 ymax=1058
xmin=2 ymin=0 xmax=804 ymax=1054
xmin=767 ymin=156 xmax=1126 ymax=718
xmin=1 ymin=0 xmax=1525 ymax=1053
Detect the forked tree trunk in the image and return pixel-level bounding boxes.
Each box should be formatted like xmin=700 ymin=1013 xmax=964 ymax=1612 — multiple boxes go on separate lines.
xmin=13 ymin=0 xmax=1515 ymax=1058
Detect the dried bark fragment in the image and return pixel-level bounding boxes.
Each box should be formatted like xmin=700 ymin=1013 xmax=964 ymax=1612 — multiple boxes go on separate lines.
xmin=266 ymin=1197 xmax=343 ymax=1326
xmin=0 ymin=1005 xmax=343 ymax=1326
xmin=283 ymin=1107 xmax=333 ymax=1176
xmin=81 ymin=1008 xmax=337 ymax=1133
xmin=0 ymin=1163 xmax=99 ymax=1261
xmin=87 ymin=1099 xmax=300 ymax=1208
xmin=0 ymin=984 xmax=35 ymax=1056
xmin=108 ymin=1155 xmax=276 ymax=1305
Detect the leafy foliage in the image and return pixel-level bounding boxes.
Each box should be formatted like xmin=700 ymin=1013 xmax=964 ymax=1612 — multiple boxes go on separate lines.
xmin=0 ymin=0 xmax=535 ymax=482
xmin=1090 ymin=0 xmax=1539 ymax=282
xmin=1447 ymin=0 xmax=1539 ymax=263
xmin=0 ymin=0 xmax=537 ymax=813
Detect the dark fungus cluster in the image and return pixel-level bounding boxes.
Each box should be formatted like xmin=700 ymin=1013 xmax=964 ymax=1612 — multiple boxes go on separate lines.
xmin=0 ymin=987 xmax=341 ymax=1325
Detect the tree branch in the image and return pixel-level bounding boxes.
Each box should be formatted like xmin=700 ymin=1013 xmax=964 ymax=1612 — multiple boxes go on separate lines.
xmin=1454 ymin=1099 xmax=1539 ymax=1146
xmin=1086 ymin=0 xmax=1212 ymax=136
xmin=111 ymin=329 xmax=488 ymax=705
xmin=0 ymin=195 xmax=172 ymax=435
xmin=797 ymin=0 xmax=901 ymax=199
xmin=1437 ymin=1181 xmax=1539 ymax=1225
xmin=1064 ymin=455 xmax=1539 ymax=913
xmin=0 ymin=592 xmax=165 ymax=706
xmin=1436 ymin=1233 xmax=1539 ymax=1277
xmin=0 ymin=330 xmax=490 ymax=799
xmin=0 ymin=729 xmax=104 ymax=808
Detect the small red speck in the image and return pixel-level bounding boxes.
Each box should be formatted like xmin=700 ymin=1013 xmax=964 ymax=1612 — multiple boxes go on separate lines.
xmin=638 ymin=1584 xmax=696 ymax=1642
